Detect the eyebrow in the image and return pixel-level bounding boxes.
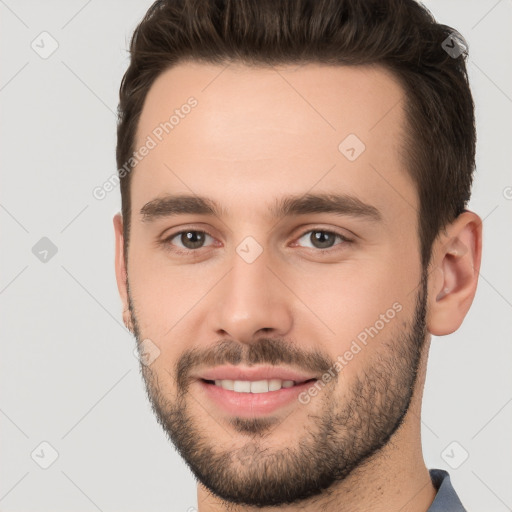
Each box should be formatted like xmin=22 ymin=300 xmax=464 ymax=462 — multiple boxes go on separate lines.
xmin=140 ymin=193 xmax=382 ymax=223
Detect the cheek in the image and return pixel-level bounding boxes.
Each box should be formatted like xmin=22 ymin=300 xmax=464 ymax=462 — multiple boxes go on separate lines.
xmin=127 ymin=245 xmax=223 ymax=353
xmin=287 ymin=258 xmax=411 ymax=334
xmin=281 ymin=256 xmax=419 ymax=384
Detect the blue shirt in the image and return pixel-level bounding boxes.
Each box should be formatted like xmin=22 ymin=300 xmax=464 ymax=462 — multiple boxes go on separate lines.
xmin=427 ymin=469 xmax=467 ymax=511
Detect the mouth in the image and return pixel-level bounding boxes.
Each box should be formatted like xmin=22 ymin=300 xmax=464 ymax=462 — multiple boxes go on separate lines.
xmin=194 ymin=366 xmax=320 ymax=417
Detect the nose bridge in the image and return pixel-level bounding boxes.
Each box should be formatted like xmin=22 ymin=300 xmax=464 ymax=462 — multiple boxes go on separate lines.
xmin=209 ymin=242 xmax=293 ymax=343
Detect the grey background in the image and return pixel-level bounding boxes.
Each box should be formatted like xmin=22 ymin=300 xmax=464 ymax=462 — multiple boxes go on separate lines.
xmin=1 ymin=1 xmax=511 ymax=511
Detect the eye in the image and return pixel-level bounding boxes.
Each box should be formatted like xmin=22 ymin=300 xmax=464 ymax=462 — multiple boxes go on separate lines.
xmin=162 ymin=230 xmax=215 ymax=253
xmin=160 ymin=227 xmax=352 ymax=256
xmin=295 ymin=229 xmax=351 ymax=250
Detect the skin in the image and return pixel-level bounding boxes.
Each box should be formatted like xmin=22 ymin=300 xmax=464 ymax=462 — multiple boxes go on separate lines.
xmin=114 ymin=62 xmax=482 ymax=511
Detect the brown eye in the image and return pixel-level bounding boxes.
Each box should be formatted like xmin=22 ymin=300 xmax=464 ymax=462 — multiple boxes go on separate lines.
xmin=164 ymin=230 xmax=215 ymax=252
xmin=179 ymin=231 xmax=207 ymax=249
xmin=296 ymin=229 xmax=350 ymax=250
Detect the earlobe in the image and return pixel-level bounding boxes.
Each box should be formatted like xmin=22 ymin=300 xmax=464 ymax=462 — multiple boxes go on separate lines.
xmin=427 ymin=211 xmax=482 ymax=336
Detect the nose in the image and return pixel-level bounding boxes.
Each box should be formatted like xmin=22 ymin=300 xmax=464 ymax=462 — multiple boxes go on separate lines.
xmin=208 ymin=250 xmax=293 ymax=345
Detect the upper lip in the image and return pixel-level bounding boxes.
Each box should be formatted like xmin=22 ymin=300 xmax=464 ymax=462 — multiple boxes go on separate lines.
xmin=195 ymin=365 xmax=318 ymax=383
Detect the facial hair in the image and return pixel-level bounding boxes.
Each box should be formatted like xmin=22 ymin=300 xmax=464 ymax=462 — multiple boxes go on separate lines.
xmin=128 ymin=269 xmax=428 ymax=507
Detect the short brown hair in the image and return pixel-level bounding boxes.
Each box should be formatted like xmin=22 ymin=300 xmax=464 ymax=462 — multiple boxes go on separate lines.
xmin=116 ymin=0 xmax=475 ymax=268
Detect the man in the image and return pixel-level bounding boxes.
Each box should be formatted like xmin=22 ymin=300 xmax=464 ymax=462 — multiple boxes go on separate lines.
xmin=113 ymin=0 xmax=482 ymax=510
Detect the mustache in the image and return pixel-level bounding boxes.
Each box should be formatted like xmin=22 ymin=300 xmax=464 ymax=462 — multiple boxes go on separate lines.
xmin=175 ymin=338 xmax=335 ymax=390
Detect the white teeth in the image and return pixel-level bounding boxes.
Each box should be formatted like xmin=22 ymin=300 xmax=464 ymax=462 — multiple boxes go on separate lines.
xmin=250 ymin=380 xmax=269 ymax=393
xmin=221 ymin=379 xmax=234 ymax=390
xmin=233 ymin=380 xmax=251 ymax=393
xmin=212 ymin=379 xmax=298 ymax=393
xmin=215 ymin=379 xmax=234 ymax=390
xmin=268 ymin=379 xmax=282 ymax=391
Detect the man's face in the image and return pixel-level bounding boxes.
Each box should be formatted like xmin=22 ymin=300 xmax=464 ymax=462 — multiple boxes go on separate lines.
xmin=122 ymin=63 xmax=428 ymax=506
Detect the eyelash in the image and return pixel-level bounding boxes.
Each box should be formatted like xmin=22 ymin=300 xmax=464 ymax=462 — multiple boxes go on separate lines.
xmin=160 ymin=228 xmax=353 ymax=256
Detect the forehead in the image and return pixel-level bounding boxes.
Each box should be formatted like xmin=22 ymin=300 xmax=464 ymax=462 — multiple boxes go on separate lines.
xmin=131 ymin=62 xmax=417 ymax=225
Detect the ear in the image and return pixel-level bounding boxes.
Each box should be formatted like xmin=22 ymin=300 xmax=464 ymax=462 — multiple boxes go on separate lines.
xmin=426 ymin=211 xmax=483 ymax=336
xmin=113 ymin=213 xmax=134 ymax=333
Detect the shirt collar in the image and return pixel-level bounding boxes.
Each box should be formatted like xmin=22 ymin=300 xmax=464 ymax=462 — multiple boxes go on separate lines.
xmin=427 ymin=469 xmax=467 ymax=512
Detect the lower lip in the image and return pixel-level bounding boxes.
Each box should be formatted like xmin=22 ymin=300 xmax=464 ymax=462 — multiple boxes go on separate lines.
xmin=197 ymin=380 xmax=316 ymax=417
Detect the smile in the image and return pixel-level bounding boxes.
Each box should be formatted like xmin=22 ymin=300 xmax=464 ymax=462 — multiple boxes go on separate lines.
xmin=203 ymin=378 xmax=315 ymax=393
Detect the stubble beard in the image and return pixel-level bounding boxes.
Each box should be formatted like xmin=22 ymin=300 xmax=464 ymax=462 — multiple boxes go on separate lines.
xmin=128 ymin=270 xmax=428 ymax=507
